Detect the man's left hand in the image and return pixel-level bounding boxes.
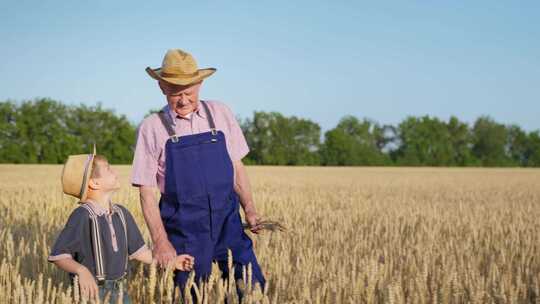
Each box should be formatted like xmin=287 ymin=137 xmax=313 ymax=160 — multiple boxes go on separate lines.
xmin=245 ymin=209 xmax=262 ymax=234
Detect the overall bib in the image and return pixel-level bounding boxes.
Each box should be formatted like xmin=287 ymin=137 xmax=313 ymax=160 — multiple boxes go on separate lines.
xmin=158 ymin=101 xmax=266 ymax=292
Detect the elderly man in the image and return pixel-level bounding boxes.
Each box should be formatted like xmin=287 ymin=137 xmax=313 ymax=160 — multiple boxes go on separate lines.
xmin=131 ymin=49 xmax=265 ymax=293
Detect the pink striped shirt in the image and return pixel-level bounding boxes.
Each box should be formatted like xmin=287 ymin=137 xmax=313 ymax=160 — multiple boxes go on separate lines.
xmin=131 ymin=100 xmax=249 ymax=193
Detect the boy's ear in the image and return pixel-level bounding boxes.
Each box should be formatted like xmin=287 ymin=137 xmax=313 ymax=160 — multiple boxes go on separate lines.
xmin=88 ymin=178 xmax=100 ymax=190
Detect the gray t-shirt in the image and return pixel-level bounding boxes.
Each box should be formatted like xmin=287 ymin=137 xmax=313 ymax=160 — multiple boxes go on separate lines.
xmin=48 ymin=203 xmax=146 ymax=280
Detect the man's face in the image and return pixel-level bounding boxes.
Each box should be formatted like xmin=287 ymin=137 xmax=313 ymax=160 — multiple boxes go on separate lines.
xmin=159 ymin=81 xmax=202 ymax=117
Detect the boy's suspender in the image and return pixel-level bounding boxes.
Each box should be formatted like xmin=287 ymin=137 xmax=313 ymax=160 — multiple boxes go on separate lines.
xmin=112 ymin=204 xmax=129 ymax=274
xmin=80 ymin=204 xmax=106 ymax=281
xmin=80 ymin=204 xmax=129 ymax=281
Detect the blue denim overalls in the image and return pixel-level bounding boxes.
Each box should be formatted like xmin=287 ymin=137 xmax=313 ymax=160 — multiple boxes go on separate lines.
xmin=158 ymin=101 xmax=266 ymax=295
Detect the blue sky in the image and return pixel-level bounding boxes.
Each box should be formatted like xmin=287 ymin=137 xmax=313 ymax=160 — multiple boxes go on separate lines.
xmin=1 ymin=1 xmax=539 ymax=132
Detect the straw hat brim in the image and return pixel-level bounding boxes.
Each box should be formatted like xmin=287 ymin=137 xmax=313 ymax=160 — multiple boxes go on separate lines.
xmin=146 ymin=67 xmax=216 ymax=86
xmin=61 ymin=154 xmax=95 ymax=201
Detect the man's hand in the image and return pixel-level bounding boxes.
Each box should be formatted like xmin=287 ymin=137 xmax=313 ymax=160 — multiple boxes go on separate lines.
xmin=139 ymin=185 xmax=177 ymax=269
xmin=76 ymin=266 xmax=98 ymax=301
xmin=245 ymin=208 xmax=262 ymax=234
xmin=233 ymin=160 xmax=263 ymax=234
xmin=152 ymin=238 xmax=177 ymax=269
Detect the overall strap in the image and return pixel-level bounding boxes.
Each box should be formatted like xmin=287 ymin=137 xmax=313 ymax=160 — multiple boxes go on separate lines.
xmin=80 ymin=205 xmax=106 ymax=281
xmin=158 ymin=111 xmax=176 ymax=137
xmin=200 ymin=100 xmax=217 ymax=133
xmin=112 ymin=204 xmax=129 ymax=276
xmin=158 ymin=110 xmax=180 ymax=143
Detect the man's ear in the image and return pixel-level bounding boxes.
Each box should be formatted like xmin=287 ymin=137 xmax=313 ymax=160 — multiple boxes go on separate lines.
xmin=158 ymin=81 xmax=166 ymax=94
xmin=158 ymin=81 xmax=174 ymax=95
xmin=88 ymin=178 xmax=100 ymax=190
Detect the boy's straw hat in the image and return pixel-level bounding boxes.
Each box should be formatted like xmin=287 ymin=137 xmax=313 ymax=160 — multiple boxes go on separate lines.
xmin=145 ymin=49 xmax=216 ymax=86
xmin=61 ymin=146 xmax=96 ymax=201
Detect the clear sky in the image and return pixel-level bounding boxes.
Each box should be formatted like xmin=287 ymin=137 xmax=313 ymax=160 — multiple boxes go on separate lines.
xmin=1 ymin=1 xmax=539 ymax=132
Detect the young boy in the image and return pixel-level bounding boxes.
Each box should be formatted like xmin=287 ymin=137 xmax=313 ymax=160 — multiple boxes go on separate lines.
xmin=48 ymin=152 xmax=194 ymax=303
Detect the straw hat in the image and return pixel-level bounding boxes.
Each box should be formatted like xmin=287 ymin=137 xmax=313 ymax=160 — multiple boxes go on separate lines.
xmin=146 ymin=49 xmax=216 ymax=86
xmin=61 ymin=146 xmax=96 ymax=201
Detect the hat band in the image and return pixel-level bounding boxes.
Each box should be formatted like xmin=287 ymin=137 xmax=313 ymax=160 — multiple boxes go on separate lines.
xmin=79 ymin=154 xmax=93 ymax=198
xmin=160 ymin=70 xmax=199 ymax=78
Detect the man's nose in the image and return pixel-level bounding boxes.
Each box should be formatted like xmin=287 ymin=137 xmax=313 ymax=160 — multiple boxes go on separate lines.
xmin=177 ymin=95 xmax=190 ymax=104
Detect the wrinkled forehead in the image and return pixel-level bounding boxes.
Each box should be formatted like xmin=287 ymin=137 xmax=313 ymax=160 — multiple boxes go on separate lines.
xmin=159 ymin=81 xmax=201 ymax=95
xmin=160 ymin=81 xmax=199 ymax=95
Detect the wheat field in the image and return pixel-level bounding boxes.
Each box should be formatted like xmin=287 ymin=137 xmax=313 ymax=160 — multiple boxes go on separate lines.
xmin=1 ymin=165 xmax=540 ymax=303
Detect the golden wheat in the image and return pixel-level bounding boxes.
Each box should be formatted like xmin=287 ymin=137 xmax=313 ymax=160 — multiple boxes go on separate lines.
xmin=0 ymin=165 xmax=540 ymax=303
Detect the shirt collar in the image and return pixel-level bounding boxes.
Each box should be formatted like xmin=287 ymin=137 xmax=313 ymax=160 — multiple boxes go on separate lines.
xmin=162 ymin=102 xmax=206 ymax=125
xmin=84 ymin=200 xmax=115 ymax=216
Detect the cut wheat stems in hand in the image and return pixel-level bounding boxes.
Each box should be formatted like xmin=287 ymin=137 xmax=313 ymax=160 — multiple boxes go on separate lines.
xmin=242 ymin=219 xmax=287 ymax=232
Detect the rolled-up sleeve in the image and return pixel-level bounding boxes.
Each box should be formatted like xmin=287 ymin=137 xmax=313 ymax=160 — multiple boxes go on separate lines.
xmin=131 ymin=119 xmax=159 ymax=187
xmin=222 ymin=104 xmax=250 ymax=161
xmin=48 ymin=207 xmax=88 ymax=262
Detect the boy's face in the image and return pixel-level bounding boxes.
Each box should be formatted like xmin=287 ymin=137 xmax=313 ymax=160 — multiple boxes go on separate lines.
xmin=90 ymin=159 xmax=120 ymax=191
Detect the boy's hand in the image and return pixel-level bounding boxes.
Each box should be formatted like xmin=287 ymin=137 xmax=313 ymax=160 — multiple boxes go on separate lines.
xmin=76 ymin=266 xmax=99 ymax=300
xmin=175 ymin=254 xmax=195 ymax=271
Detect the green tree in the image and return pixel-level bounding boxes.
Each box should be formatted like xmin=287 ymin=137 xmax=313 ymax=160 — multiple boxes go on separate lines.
xmin=15 ymin=98 xmax=74 ymax=163
xmin=67 ymin=103 xmax=135 ymax=164
xmin=0 ymin=101 xmax=24 ymax=163
xmin=321 ymin=116 xmax=390 ymax=166
xmin=0 ymin=99 xmax=136 ymax=164
xmin=471 ymin=116 xmax=512 ymax=166
xmin=242 ymin=112 xmax=321 ymax=165
xmin=507 ymin=125 xmax=528 ymax=166
xmin=2 ymin=98 xmax=538 ymax=167
xmin=525 ymin=131 xmax=540 ymax=167
xmin=393 ymin=116 xmax=454 ymax=166
xmin=447 ymin=116 xmax=476 ymax=166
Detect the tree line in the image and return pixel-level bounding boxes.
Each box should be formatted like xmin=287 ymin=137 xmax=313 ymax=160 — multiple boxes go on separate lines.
xmin=1 ymin=98 xmax=539 ymax=167
xmin=0 ymin=99 xmax=134 ymax=164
